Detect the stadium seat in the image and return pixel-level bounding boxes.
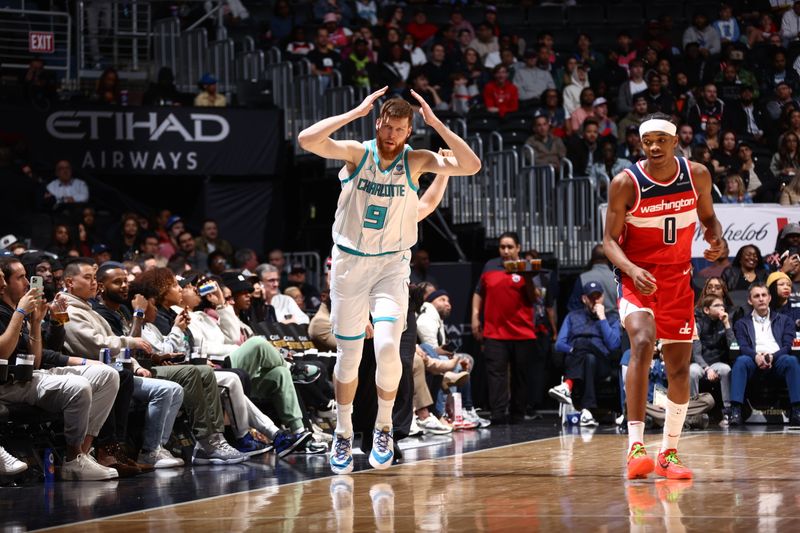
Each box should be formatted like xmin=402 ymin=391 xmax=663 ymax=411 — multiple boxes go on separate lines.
xmin=605 ymin=4 xmax=644 ymax=27
xmin=565 ymin=4 xmax=605 ymax=27
xmin=527 ymin=6 xmax=565 ymax=27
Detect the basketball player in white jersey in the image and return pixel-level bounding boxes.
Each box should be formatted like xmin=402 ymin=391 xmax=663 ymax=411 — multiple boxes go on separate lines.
xmin=298 ymin=87 xmax=481 ymax=474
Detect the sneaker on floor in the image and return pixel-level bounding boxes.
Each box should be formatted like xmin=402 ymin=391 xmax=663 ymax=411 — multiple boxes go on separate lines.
xmin=330 ymin=474 xmax=354 ymax=510
xmin=329 ymin=434 xmax=354 ymax=475
xmin=463 ymin=407 xmax=491 ymax=428
xmin=138 ymin=446 xmax=184 ymax=469
xmin=579 ymin=408 xmax=599 ymax=427
xmin=368 ymin=426 xmax=394 ymax=470
xmin=451 ymin=417 xmax=479 ymax=430
xmin=273 ymin=430 xmax=313 ymax=458
xmin=155 ymin=445 xmax=184 ymax=468
xmin=61 ymin=453 xmax=119 ymax=481
xmin=234 ymin=433 xmax=270 ymax=457
xmin=655 ymin=449 xmax=693 ymax=480
xmin=298 ymin=440 xmax=329 ymax=454
xmin=548 ymin=382 xmax=572 ymax=405
xmin=193 ymin=434 xmax=246 ymax=465
xmin=626 ymin=442 xmax=655 ymax=480
xmin=416 ymin=414 xmax=453 ymax=435
xmin=0 ymin=446 xmax=27 ymax=475
xmin=408 ymin=417 xmax=424 ymax=438
xmin=370 ymin=482 xmax=396 ymax=530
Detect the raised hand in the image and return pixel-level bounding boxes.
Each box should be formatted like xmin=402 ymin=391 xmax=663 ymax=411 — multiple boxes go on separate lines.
xmin=410 ymin=89 xmax=440 ymax=127
xmin=354 ymin=86 xmax=388 ymax=118
xmin=131 ymin=294 xmax=147 ymax=312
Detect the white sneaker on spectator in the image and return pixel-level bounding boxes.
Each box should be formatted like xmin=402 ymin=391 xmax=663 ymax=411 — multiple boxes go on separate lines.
xmin=463 ymin=407 xmax=491 ymax=428
xmin=408 ymin=417 xmax=424 ymax=437
xmin=416 ymin=414 xmax=453 ymax=435
xmin=317 ymin=399 xmax=336 ymax=420
xmin=0 ymin=446 xmax=27 ymax=475
xmin=579 ymin=409 xmax=599 ymax=427
xmin=153 ymin=445 xmax=183 ymax=468
xmin=549 ymin=383 xmax=572 ymax=405
xmin=61 ymin=453 xmax=119 ymax=480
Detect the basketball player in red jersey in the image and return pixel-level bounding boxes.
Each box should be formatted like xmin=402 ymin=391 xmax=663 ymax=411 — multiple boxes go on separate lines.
xmin=603 ymin=113 xmax=724 ymax=480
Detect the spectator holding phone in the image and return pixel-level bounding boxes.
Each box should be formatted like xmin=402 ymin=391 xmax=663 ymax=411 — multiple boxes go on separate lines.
xmin=729 ymin=282 xmax=800 ymax=425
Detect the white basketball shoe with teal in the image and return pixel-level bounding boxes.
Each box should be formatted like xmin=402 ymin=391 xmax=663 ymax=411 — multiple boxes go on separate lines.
xmin=368 ymin=426 xmax=394 ymax=470
xmin=330 ymin=434 xmax=354 ymax=474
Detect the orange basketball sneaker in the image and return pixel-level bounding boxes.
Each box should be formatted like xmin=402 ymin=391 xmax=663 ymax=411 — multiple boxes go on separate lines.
xmin=626 ymin=442 xmax=655 ymax=479
xmin=654 ymin=449 xmax=693 ymax=480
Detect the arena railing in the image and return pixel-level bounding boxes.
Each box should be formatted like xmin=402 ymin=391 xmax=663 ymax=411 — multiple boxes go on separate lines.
xmin=284 ymin=251 xmax=323 ymax=290
xmin=0 ymin=6 xmax=71 ymax=81
xmin=556 ymin=176 xmax=601 ymax=268
xmin=208 ymin=38 xmax=235 ymax=94
xmin=153 ymin=17 xmax=179 ymax=80
xmin=76 ymin=0 xmax=151 ymax=79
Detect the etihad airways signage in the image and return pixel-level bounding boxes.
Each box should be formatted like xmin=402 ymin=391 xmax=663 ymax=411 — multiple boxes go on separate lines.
xmin=2 ymin=105 xmax=283 ymax=175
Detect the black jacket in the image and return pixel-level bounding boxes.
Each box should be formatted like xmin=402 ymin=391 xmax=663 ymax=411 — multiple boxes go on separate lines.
xmin=0 ymin=301 xmax=69 ymax=368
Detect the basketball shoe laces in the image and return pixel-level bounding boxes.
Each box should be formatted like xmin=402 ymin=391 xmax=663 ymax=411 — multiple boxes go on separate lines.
xmin=334 ymin=436 xmax=351 ymax=461
xmin=629 ymin=443 xmax=647 ymax=459
xmin=661 ymin=449 xmax=683 ymax=467
xmin=374 ymin=429 xmax=390 ymax=455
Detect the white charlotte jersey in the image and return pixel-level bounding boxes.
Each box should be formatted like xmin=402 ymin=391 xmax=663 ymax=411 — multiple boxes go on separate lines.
xmin=332 ymin=139 xmax=419 ymax=255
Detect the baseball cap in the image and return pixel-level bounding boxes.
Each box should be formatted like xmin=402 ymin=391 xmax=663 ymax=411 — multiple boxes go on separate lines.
xmin=583 ymin=281 xmax=603 ymax=296
xmin=166 ymin=215 xmax=182 ymax=229
xmin=221 ymin=271 xmax=255 ymax=294
xmin=0 ymin=234 xmax=18 ymax=250
xmin=176 ymin=272 xmax=199 ymax=288
xmin=592 ymin=97 xmax=607 ymax=107
xmin=199 ymin=73 xmax=217 ymax=85
xmin=290 ymin=262 xmax=306 ymax=274
xmin=781 ymin=222 xmax=800 ymax=238
xmin=323 ymin=12 xmax=338 ymax=23
xmin=91 ymin=243 xmax=111 ymax=255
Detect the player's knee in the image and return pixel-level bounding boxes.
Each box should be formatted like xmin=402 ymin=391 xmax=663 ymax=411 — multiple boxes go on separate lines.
xmin=669 ymin=364 xmax=690 ymax=382
xmin=629 ymin=331 xmax=655 ymax=353
xmin=334 ymin=342 xmax=363 ymax=384
xmin=375 ymin=353 xmax=401 ymax=391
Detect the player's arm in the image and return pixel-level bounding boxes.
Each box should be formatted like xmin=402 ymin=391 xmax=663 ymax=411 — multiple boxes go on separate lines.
xmin=602 ymin=172 xmax=658 ymax=295
xmin=417 ymin=149 xmax=453 ymax=221
xmin=690 ymin=161 xmax=725 ymax=261
xmin=297 ymin=86 xmax=388 ymax=165
xmin=408 ymin=90 xmax=481 ymax=177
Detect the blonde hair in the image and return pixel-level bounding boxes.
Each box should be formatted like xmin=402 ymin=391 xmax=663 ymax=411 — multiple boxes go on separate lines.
xmin=379 ymin=97 xmax=414 ymax=126
xmin=284 ymin=286 xmax=302 ymax=299
xmin=725 ymin=174 xmax=746 ymax=200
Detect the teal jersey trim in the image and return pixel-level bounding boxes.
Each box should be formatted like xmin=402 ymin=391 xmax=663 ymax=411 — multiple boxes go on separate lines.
xmin=336 ymin=244 xmax=400 ymax=257
xmin=341 ymin=144 xmax=369 ymax=184
xmin=372 ymin=139 xmax=405 ymax=175
xmin=403 ymin=146 xmax=418 ymax=192
xmin=372 ymin=316 xmax=398 ymax=323
xmin=334 ymin=332 xmax=366 ymax=341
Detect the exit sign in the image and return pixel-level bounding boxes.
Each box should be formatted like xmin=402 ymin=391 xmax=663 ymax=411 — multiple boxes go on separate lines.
xmin=29 ymin=31 xmax=55 ymax=54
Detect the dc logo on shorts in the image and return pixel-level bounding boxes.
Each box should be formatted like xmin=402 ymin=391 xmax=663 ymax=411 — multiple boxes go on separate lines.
xmin=678 ymin=322 xmax=692 ymax=335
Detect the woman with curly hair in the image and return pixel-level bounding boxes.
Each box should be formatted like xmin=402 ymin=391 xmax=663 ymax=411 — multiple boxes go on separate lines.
xmin=721 ymin=244 xmax=768 ymax=291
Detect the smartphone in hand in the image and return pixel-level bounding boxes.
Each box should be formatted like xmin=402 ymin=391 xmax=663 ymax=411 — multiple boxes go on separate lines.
xmin=30 ymin=276 xmax=43 ymax=292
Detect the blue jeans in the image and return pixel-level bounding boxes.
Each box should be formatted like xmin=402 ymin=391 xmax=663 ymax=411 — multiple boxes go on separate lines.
xmin=420 ymin=343 xmax=474 ymax=412
xmin=730 ymin=355 xmax=800 ymax=404
xmin=133 ymin=376 xmax=184 ymax=452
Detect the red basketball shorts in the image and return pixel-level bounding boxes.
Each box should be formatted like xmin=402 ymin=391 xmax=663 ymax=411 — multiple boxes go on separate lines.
xmin=617 ymin=262 xmax=695 ymax=343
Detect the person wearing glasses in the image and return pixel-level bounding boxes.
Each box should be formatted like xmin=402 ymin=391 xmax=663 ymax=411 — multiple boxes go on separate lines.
xmin=689 ymin=295 xmax=734 ymax=426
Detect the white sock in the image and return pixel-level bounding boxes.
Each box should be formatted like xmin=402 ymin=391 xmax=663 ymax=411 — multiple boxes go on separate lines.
xmin=335 ymin=402 xmax=354 ymax=438
xmin=628 ymin=421 xmax=645 ymax=449
xmin=660 ymin=399 xmax=688 ymax=453
xmin=376 ymin=397 xmax=394 ymax=429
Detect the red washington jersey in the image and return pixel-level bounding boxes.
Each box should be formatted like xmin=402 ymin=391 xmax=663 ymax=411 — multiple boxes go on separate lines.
xmin=620 ymin=156 xmax=698 ymax=266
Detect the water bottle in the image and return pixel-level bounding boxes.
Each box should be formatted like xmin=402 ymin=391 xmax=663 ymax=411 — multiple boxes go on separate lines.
xmin=43 ymin=448 xmax=55 ymax=482
xmin=99 ymin=348 xmax=111 ymax=365
xmin=120 ymin=90 xmax=128 ymax=106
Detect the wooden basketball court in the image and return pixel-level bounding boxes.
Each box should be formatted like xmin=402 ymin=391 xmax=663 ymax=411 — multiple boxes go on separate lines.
xmin=40 ymin=428 xmax=800 ymax=532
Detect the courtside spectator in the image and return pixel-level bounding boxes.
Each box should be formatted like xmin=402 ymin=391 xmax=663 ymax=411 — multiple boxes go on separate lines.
xmin=730 ymin=282 xmax=800 ymax=425
xmin=252 ymin=264 xmax=309 ymax=325
xmin=0 ymin=257 xmax=120 ymax=480
xmin=549 ymin=281 xmax=621 ymax=427
xmin=690 ymin=295 xmax=734 ymax=426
